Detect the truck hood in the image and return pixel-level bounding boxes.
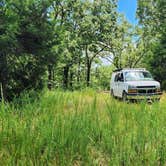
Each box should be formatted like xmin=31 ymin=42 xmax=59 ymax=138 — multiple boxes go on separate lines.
xmin=126 ymin=80 xmax=160 ymax=87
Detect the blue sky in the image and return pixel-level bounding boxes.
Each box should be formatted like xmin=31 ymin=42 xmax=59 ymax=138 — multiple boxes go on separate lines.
xmin=118 ymin=0 xmax=138 ymax=25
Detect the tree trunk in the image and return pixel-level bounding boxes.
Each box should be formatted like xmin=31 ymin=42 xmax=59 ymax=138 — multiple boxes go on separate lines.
xmin=48 ymin=65 xmax=53 ymax=90
xmin=69 ymin=71 xmax=73 ymax=90
xmin=0 ymin=53 xmax=8 ymax=100
xmin=77 ymin=55 xmax=81 ymax=84
xmin=52 ymin=68 xmax=55 ymax=84
xmin=86 ymin=60 xmax=91 ymax=87
xmin=63 ymin=66 xmax=69 ymax=89
xmin=85 ymin=45 xmax=92 ymax=87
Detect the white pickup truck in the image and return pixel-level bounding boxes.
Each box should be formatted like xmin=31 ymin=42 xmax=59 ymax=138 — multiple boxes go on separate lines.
xmin=110 ymin=68 xmax=162 ymax=101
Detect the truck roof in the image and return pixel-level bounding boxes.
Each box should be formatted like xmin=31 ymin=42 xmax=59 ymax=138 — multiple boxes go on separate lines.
xmin=113 ymin=68 xmax=146 ymax=73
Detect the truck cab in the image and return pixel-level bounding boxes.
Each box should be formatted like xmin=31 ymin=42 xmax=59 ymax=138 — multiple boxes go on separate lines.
xmin=110 ymin=68 xmax=162 ymax=101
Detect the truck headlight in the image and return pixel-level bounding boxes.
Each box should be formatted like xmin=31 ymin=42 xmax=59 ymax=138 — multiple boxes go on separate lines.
xmin=156 ymin=87 xmax=161 ymax=92
xmin=128 ymin=89 xmax=137 ymax=94
xmin=128 ymin=85 xmax=137 ymax=89
xmin=156 ymin=85 xmax=161 ymax=92
xmin=128 ymin=85 xmax=137 ymax=93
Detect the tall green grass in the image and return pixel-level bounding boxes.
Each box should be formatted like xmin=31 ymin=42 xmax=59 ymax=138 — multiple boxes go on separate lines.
xmin=0 ymin=90 xmax=166 ymax=165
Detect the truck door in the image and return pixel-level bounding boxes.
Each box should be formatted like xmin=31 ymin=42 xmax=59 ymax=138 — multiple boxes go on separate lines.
xmin=116 ymin=72 xmax=124 ymax=97
xmin=114 ymin=73 xmax=120 ymax=97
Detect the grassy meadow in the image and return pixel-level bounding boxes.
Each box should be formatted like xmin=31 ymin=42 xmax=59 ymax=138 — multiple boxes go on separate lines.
xmin=0 ymin=90 xmax=166 ymax=165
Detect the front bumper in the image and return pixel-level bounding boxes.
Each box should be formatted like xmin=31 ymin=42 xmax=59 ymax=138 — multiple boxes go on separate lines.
xmin=127 ymin=92 xmax=162 ymax=100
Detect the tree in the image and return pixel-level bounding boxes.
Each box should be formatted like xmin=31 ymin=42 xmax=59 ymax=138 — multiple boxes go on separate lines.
xmin=77 ymin=0 xmax=118 ymax=86
xmin=0 ymin=0 xmax=56 ymax=100
xmin=137 ymin=0 xmax=166 ymax=89
xmin=99 ymin=15 xmax=137 ymax=69
xmin=0 ymin=0 xmax=19 ymax=100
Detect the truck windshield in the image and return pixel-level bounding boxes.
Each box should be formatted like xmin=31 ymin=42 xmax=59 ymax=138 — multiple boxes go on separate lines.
xmin=124 ymin=71 xmax=154 ymax=81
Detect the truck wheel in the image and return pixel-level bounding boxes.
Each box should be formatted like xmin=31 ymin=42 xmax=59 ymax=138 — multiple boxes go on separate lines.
xmin=111 ymin=89 xmax=115 ymax=98
xmin=122 ymin=91 xmax=127 ymax=102
xmin=153 ymin=98 xmax=160 ymax=102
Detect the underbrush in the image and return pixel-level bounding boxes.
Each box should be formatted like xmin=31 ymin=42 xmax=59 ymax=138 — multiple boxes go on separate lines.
xmin=0 ymin=90 xmax=165 ymax=165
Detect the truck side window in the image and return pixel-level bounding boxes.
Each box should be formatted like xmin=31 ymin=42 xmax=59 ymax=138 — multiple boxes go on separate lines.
xmin=116 ymin=73 xmax=124 ymax=82
xmin=120 ymin=73 xmax=124 ymax=82
xmin=114 ymin=74 xmax=119 ymax=82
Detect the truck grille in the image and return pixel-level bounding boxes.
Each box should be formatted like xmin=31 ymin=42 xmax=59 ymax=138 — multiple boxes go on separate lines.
xmin=136 ymin=86 xmax=156 ymax=89
xmin=138 ymin=89 xmax=156 ymax=94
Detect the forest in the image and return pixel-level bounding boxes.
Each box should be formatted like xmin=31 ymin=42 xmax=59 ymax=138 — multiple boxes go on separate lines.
xmin=0 ymin=0 xmax=166 ymax=165
xmin=0 ymin=0 xmax=165 ymax=101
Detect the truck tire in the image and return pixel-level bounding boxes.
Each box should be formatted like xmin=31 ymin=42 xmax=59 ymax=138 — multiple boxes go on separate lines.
xmin=122 ymin=91 xmax=127 ymax=102
xmin=111 ymin=89 xmax=115 ymax=98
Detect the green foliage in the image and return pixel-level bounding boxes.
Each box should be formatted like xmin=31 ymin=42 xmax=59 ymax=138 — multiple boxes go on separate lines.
xmin=0 ymin=0 xmax=56 ymax=100
xmin=1 ymin=0 xmax=165 ymax=100
xmin=91 ymin=65 xmax=115 ymax=90
xmin=137 ymin=0 xmax=166 ymax=89
xmin=146 ymin=37 xmax=166 ymax=89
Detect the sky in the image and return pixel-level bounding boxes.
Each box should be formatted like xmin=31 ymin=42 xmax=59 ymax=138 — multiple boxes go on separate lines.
xmin=118 ymin=0 xmax=138 ymax=25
